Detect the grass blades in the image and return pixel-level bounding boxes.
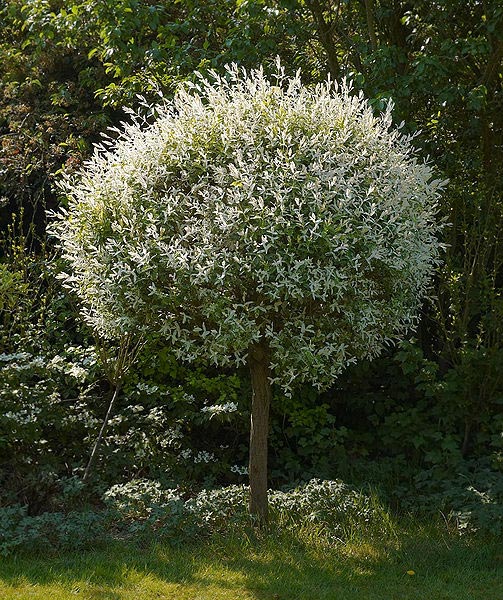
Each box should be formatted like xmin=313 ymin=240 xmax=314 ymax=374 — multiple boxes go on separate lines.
xmin=0 ymin=524 xmax=501 ymax=600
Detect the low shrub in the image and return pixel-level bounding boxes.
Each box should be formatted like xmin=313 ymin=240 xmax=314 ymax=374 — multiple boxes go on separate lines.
xmin=269 ymin=479 xmax=387 ymax=539
xmin=105 ymin=478 xmax=395 ymax=544
xmin=0 ymin=479 xmax=392 ymax=555
xmin=406 ymin=459 xmax=503 ymax=536
xmin=0 ymin=348 xmax=101 ymax=510
xmin=0 ymin=505 xmax=111 ymax=556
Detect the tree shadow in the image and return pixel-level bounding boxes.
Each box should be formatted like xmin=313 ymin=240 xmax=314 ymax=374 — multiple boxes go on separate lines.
xmin=0 ymin=527 xmax=501 ymax=600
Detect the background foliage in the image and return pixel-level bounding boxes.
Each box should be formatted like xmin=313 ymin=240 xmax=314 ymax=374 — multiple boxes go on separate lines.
xmin=1 ymin=0 xmax=502 ymax=537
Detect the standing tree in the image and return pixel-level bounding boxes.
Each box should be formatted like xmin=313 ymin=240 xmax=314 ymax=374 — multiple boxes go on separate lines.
xmin=52 ymin=63 xmax=443 ymax=521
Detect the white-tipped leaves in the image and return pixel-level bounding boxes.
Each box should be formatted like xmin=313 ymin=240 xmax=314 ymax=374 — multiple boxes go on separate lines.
xmin=52 ymin=64 xmax=444 ymax=393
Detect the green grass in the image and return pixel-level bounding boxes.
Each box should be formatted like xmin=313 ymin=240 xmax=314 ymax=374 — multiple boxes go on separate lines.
xmin=0 ymin=523 xmax=501 ymax=600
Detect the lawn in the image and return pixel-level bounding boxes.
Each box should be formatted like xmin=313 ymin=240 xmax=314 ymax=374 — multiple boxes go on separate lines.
xmin=1 ymin=524 xmax=501 ymax=599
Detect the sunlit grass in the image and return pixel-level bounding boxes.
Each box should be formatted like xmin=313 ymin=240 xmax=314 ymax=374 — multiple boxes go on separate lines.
xmin=0 ymin=521 xmax=501 ymax=600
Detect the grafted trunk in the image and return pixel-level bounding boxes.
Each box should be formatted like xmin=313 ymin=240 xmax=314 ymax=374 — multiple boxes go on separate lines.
xmin=248 ymin=341 xmax=272 ymax=523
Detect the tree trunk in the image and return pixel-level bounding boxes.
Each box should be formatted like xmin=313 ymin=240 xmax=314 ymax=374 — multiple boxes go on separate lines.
xmin=248 ymin=341 xmax=272 ymax=523
xmin=306 ymin=0 xmax=341 ymax=80
xmin=461 ymin=417 xmax=473 ymax=458
xmin=364 ymin=0 xmax=378 ymax=51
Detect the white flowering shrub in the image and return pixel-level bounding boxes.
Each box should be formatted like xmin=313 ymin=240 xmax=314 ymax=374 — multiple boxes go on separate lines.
xmin=2 ymin=478 xmax=381 ymax=554
xmin=105 ymin=351 xmax=246 ymax=486
xmin=0 ymin=347 xmax=101 ymax=508
xmin=103 ymin=478 xmax=185 ymax=518
xmin=0 ymin=342 xmax=247 ymax=509
xmin=102 ymin=478 xmax=387 ymax=540
xmin=53 ymin=63 xmax=443 ymax=393
xmin=268 ymin=479 xmax=379 ymax=534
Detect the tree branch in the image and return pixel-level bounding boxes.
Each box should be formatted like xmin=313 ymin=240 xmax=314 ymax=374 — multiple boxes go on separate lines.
xmin=305 ymin=0 xmax=340 ymax=79
xmin=365 ymin=0 xmax=378 ymax=51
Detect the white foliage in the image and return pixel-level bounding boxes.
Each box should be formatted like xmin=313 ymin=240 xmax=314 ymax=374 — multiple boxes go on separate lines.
xmin=52 ymin=63 xmax=444 ymax=392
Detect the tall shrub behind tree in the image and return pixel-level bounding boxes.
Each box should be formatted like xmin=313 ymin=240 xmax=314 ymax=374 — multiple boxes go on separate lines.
xmin=296 ymin=0 xmax=503 ymax=457
xmin=52 ymin=64 xmax=443 ymax=521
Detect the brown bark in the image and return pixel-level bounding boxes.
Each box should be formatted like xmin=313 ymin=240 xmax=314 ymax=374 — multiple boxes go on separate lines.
xmin=306 ymin=0 xmax=340 ymax=80
xmin=479 ymin=39 xmax=503 ymax=90
xmin=248 ymin=341 xmax=272 ymax=523
xmin=364 ymin=0 xmax=378 ymax=51
xmin=461 ymin=418 xmax=473 ymax=458
xmin=479 ymin=38 xmax=503 ymax=178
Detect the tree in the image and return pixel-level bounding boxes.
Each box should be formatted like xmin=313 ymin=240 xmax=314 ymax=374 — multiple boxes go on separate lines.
xmin=52 ymin=64 xmax=443 ymax=521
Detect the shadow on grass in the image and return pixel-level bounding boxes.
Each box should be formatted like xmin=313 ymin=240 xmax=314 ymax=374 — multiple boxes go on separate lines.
xmin=0 ymin=527 xmax=501 ymax=600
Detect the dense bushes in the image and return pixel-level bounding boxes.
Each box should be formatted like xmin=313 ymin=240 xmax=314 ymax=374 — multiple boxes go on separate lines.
xmin=0 ymin=279 xmax=249 ymax=508
xmin=0 ymin=236 xmax=501 ymax=535
xmin=0 ymin=348 xmax=99 ymax=510
xmin=3 ymin=475 xmax=500 ymax=556
xmin=0 ymin=0 xmax=502 ymax=542
xmin=0 ymin=479 xmax=391 ymax=555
